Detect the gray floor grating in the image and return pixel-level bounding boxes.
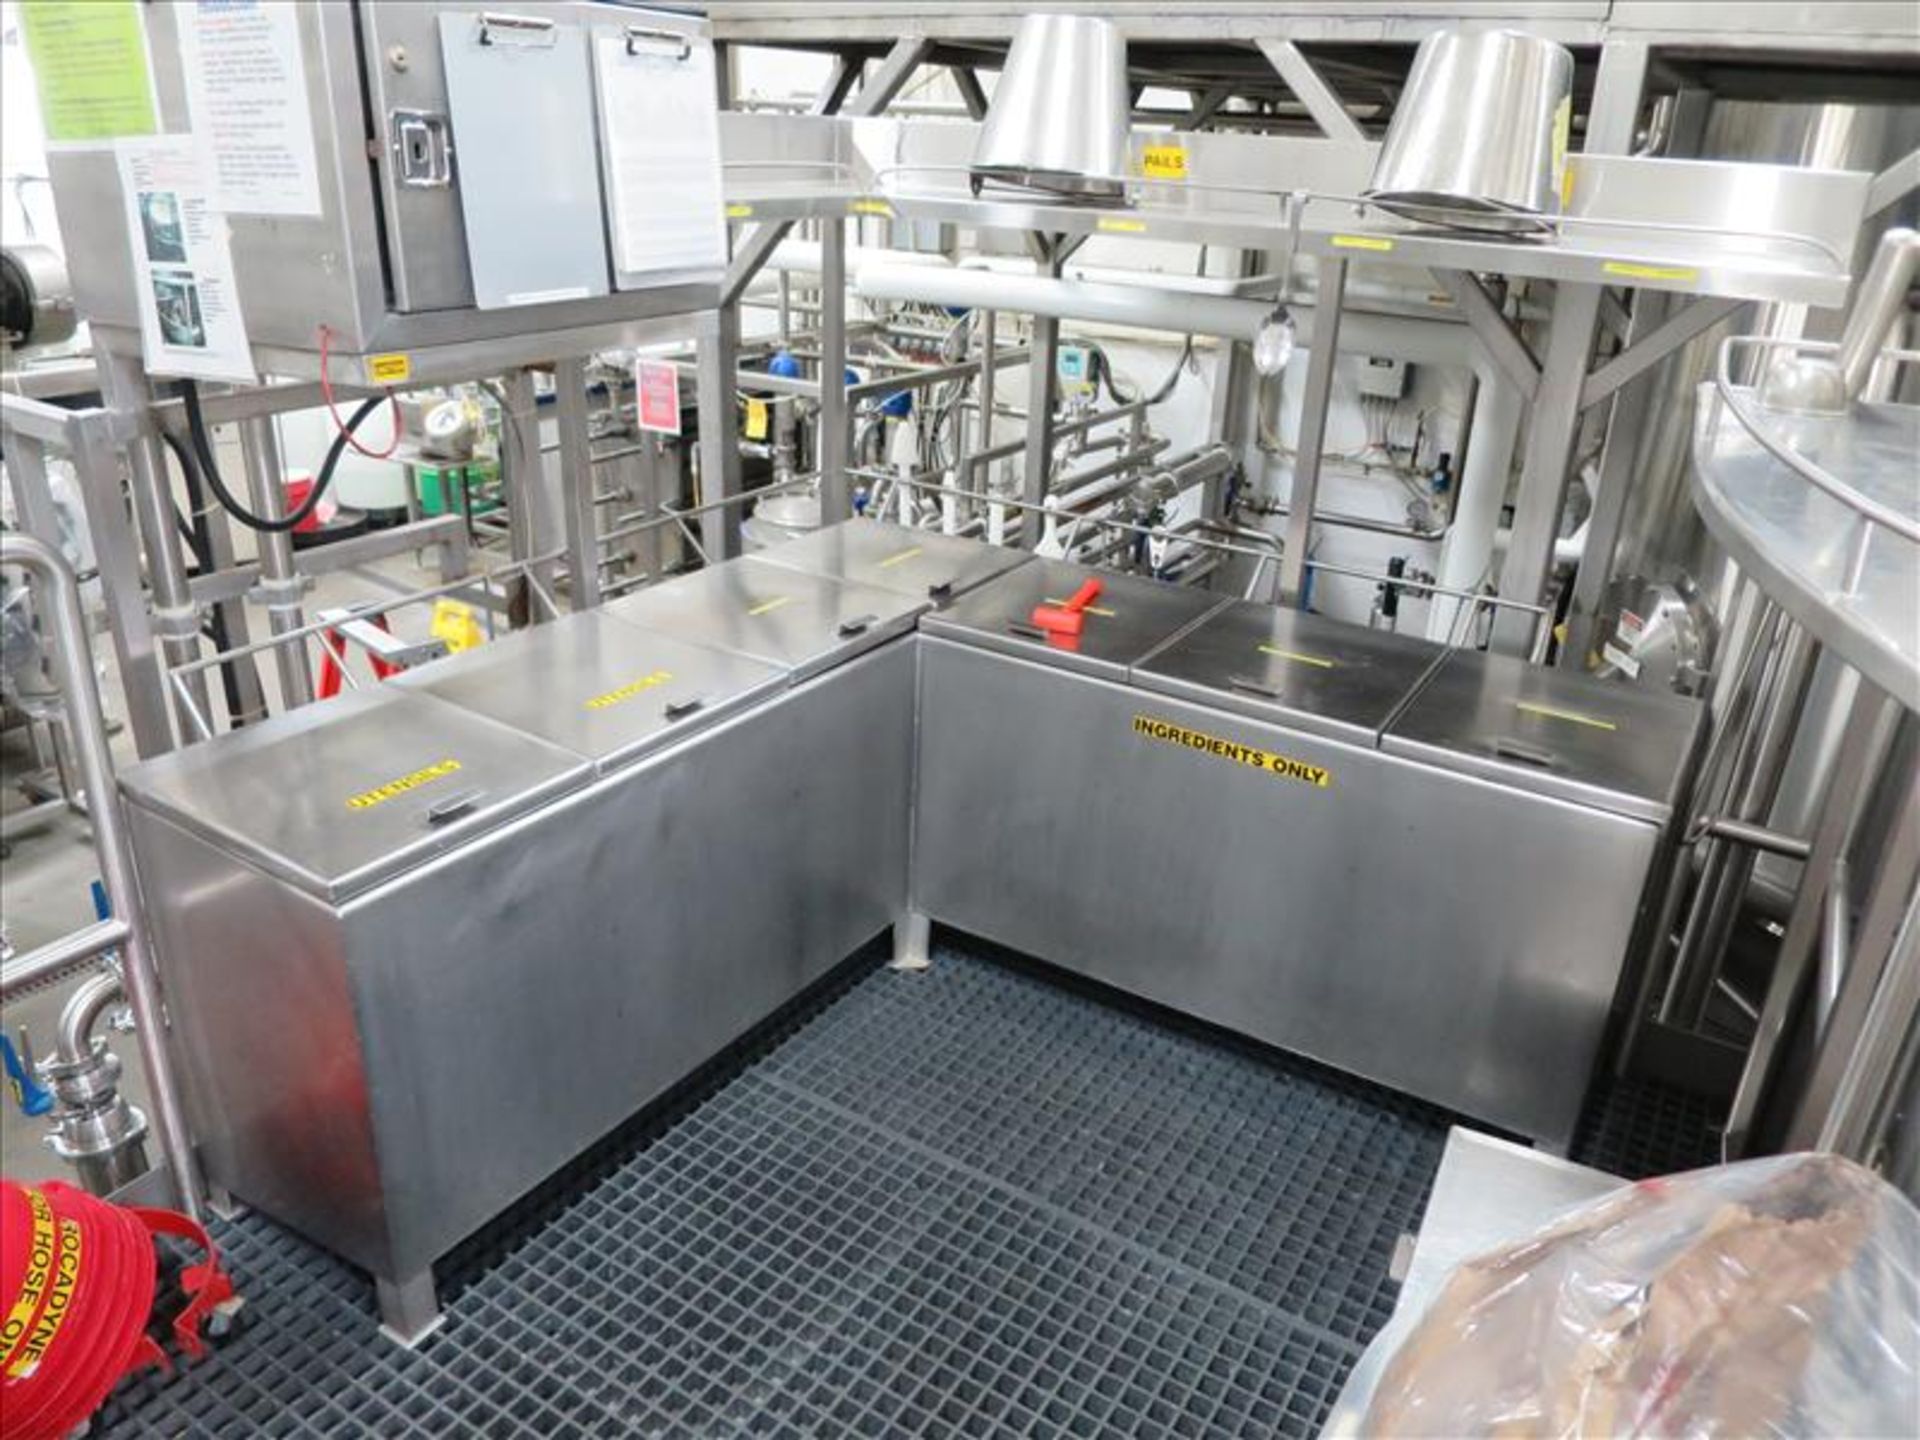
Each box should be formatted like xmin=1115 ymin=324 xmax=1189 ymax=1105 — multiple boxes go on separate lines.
xmin=95 ymin=936 xmax=1708 ymax=1437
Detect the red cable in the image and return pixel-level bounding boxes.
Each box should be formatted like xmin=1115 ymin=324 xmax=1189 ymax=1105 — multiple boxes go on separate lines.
xmin=317 ymin=325 xmax=404 ymax=459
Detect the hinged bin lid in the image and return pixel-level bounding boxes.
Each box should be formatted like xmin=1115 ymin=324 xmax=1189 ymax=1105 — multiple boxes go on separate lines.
xmin=749 ymin=520 xmax=1033 ymax=606
xmin=919 ymin=559 xmax=1228 ymax=682
xmin=118 ymin=686 xmax=590 ymax=902
xmin=603 ymin=560 xmax=923 ymax=682
xmin=392 ymin=611 xmax=785 ymax=775
xmin=1133 ymin=601 xmax=1450 ymax=745
xmin=1381 ymin=648 xmax=1705 ymax=823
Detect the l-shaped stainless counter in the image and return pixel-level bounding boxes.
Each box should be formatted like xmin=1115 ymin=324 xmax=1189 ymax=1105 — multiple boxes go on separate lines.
xmin=118 ymin=520 xmax=1702 ymax=1332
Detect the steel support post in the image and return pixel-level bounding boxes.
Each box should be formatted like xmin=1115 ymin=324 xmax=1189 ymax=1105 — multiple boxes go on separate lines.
xmin=554 ymin=356 xmax=601 ymax=608
xmin=1789 ymin=779 xmax=1920 ymax=1155
xmin=93 ymin=350 xmax=203 ymax=751
xmin=237 ymin=416 xmax=314 ymax=709
xmin=818 ymin=219 xmax=851 ymax=522
xmin=1020 ymin=253 xmax=1065 ymax=545
xmin=693 ymin=308 xmax=742 ymax=561
xmin=1279 ymin=255 xmax=1347 ymax=605
xmin=500 ymin=368 xmax=553 ymax=611
xmin=1723 ymin=687 xmax=1901 ymax=1156
xmin=1488 ymin=39 xmax=1646 ymax=656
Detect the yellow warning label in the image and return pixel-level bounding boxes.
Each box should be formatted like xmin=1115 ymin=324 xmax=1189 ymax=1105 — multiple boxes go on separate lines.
xmin=852 ymin=198 xmax=894 ymax=217
xmin=747 ymin=595 xmax=794 ymax=617
xmin=1258 ymin=643 xmax=1335 ymax=670
xmin=1602 ymin=261 xmax=1698 ymax=284
xmin=1332 ymin=234 xmax=1395 ymax=252
xmin=0 ymin=1187 xmax=55 ymax=1361
xmin=367 ymin=352 xmax=411 ymax=385
xmin=345 ymin=758 xmax=463 ymax=811
xmin=1141 ymin=144 xmax=1189 ymax=181
xmin=8 ymin=1217 xmax=80 ymax=1378
xmin=1516 ymin=699 xmax=1617 ymax=732
xmin=1133 ymin=715 xmax=1332 ymax=789
xmin=584 ymin=670 xmax=674 ymax=712
xmin=744 ymin=397 xmax=769 ymax=441
xmin=877 ymin=545 xmax=924 ymax=568
xmin=725 ymin=203 xmax=753 ymax=219
xmin=1098 ymin=217 xmax=1148 ymax=234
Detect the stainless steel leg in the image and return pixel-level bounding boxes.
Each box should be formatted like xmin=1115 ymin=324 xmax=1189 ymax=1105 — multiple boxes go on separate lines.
xmin=501 ymin=368 xmax=555 ymax=609
xmin=376 ymin=1269 xmax=444 ymax=1349
xmin=890 ymin=910 xmax=932 ymax=973
xmin=1020 ymin=254 xmax=1064 ymax=547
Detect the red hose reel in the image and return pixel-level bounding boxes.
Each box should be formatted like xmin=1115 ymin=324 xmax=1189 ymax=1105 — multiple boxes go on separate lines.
xmin=1 ymin=1179 xmax=237 ymax=1440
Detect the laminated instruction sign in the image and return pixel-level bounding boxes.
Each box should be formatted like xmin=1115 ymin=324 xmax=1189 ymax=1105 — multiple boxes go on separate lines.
xmin=116 ymin=137 xmax=255 ymax=381
xmin=177 ymin=1 xmax=323 ymax=216
xmin=17 ymin=0 xmax=159 ymax=145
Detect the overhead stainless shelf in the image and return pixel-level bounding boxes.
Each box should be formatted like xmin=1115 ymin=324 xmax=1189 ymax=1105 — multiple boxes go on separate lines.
xmin=1691 ymin=339 xmax=1920 ymax=709
xmin=722 ymin=116 xmax=1870 ymax=307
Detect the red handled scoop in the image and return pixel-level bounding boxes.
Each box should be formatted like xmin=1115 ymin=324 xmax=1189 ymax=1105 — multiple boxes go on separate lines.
xmin=1030 ymin=577 xmax=1104 ymax=637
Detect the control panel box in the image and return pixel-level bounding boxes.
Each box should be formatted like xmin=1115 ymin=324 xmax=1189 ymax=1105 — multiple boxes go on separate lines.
xmin=45 ymin=3 xmax=724 ymax=369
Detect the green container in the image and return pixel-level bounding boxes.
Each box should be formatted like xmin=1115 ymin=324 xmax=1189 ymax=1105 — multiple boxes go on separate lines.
xmin=414 ymin=459 xmax=502 ymax=517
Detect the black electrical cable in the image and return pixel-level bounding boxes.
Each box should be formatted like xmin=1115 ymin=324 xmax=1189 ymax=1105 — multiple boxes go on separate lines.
xmin=156 ymin=422 xmax=253 ymax=725
xmin=181 ymin=380 xmax=386 ymax=533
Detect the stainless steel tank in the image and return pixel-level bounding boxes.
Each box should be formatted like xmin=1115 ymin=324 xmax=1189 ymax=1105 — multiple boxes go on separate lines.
xmin=971 ymin=14 xmax=1130 ymax=203
xmin=1364 ymin=30 xmax=1574 ymax=233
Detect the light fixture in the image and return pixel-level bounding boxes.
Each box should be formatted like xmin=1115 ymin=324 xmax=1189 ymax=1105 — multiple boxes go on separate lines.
xmin=1253 ymin=305 xmax=1297 ymax=377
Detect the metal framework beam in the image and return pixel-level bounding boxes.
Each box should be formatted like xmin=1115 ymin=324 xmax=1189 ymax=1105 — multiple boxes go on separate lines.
xmin=1579 ymin=295 xmax=1746 ymax=410
xmin=1254 ymin=39 xmax=1364 ymax=143
xmin=1865 ymin=146 xmax=1920 ymax=217
xmin=554 ymin=356 xmax=601 ymax=608
xmin=1435 ymin=272 xmax=1539 ymax=406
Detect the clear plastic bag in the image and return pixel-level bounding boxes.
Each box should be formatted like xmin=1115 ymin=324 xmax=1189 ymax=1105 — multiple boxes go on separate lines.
xmin=1361 ymin=1152 xmax=1920 ymax=1438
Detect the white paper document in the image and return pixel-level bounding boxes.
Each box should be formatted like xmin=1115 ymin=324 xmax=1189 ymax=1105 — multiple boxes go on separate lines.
xmin=175 ymin=0 xmax=322 ymax=216
xmin=118 ymin=136 xmax=256 ymax=381
xmin=593 ymin=35 xmax=727 ymax=284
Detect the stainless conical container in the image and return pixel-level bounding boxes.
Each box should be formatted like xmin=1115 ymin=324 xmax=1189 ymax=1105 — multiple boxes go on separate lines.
xmin=1365 ymin=30 xmax=1575 ymax=233
xmin=970 ymin=15 xmax=1129 ymax=204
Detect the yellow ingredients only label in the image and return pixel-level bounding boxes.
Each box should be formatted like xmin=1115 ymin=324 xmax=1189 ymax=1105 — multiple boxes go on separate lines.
xmin=852 ymin=198 xmax=894 ymax=217
xmin=743 ymin=397 xmax=770 ymax=441
xmin=584 ymin=670 xmax=674 ymax=712
xmin=725 ymin=203 xmax=753 ymax=219
xmin=877 ymin=546 xmax=924 ymax=568
xmin=1141 ymin=144 xmax=1189 ymax=181
xmin=346 ymin=758 xmax=464 ymax=812
xmin=1332 ymin=234 xmax=1395 ymax=252
xmin=1098 ymin=217 xmax=1147 ymax=234
xmin=1133 ymin=715 xmax=1332 ymax=789
xmin=747 ymin=595 xmax=795 ymax=617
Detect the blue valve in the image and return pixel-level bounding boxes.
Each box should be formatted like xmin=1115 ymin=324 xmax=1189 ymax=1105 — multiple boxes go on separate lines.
xmin=3 ymin=1034 xmax=53 ymax=1117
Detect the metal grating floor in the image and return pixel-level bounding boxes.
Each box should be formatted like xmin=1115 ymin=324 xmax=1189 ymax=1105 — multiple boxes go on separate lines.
xmin=96 ymin=936 xmax=1714 ymax=1438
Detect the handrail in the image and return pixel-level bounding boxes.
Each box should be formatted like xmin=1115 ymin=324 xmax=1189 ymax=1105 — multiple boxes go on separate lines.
xmin=1711 ymin=334 xmax=1920 ymax=552
xmin=0 ymin=533 xmax=203 ymax=1218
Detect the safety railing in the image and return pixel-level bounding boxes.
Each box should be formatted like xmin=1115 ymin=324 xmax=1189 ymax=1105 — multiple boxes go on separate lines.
xmin=0 ymin=533 xmax=203 ymax=1217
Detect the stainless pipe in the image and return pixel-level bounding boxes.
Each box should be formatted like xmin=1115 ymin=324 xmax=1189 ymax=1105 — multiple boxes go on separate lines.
xmin=0 ymin=919 xmax=132 ymax=998
xmin=56 ymin=970 xmax=123 ymax=1064
xmin=1838 ymin=227 xmax=1920 ymax=398
xmin=0 ymin=534 xmax=202 ymax=1216
xmin=1699 ymin=815 xmax=1812 ymax=860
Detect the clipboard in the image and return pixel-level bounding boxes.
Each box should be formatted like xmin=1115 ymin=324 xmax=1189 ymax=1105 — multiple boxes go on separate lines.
xmin=437 ymin=10 xmax=611 ymax=309
xmin=589 ymin=15 xmax=728 ymax=290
